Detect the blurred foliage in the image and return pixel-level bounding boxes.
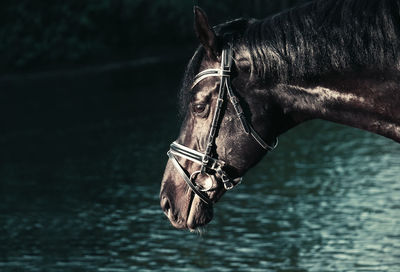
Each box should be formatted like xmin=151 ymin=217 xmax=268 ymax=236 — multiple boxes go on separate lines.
xmin=0 ymin=0 xmax=309 ymax=73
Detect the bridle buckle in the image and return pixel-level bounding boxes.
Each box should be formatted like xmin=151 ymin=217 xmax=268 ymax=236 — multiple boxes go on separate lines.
xmin=223 ymin=180 xmax=234 ymax=190
xmin=215 ymin=166 xmax=234 ymax=190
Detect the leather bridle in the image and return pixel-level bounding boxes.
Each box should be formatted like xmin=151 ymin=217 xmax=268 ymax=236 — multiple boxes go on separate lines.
xmin=167 ymin=46 xmax=278 ymax=206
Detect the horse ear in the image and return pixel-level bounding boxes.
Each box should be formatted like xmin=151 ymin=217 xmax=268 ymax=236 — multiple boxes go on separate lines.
xmin=194 ymin=6 xmax=218 ymax=60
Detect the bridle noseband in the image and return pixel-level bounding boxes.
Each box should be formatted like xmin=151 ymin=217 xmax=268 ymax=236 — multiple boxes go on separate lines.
xmin=167 ymin=47 xmax=278 ymax=206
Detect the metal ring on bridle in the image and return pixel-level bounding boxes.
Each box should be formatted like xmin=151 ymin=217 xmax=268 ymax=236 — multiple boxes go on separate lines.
xmin=189 ymin=170 xmax=214 ymax=192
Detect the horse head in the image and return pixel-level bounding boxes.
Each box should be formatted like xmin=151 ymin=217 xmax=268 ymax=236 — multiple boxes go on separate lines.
xmin=159 ymin=7 xmax=282 ymax=231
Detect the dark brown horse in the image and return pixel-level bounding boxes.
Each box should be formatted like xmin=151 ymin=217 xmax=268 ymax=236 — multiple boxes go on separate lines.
xmin=160 ymin=0 xmax=400 ymax=231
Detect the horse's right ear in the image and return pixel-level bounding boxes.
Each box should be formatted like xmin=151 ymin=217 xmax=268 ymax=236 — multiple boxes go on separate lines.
xmin=194 ymin=6 xmax=218 ymax=60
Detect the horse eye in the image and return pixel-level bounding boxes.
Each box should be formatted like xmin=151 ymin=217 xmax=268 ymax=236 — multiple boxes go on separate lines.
xmin=193 ymin=103 xmax=206 ymax=114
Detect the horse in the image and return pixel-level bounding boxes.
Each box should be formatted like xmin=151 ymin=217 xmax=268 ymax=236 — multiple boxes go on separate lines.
xmin=160 ymin=0 xmax=400 ymax=231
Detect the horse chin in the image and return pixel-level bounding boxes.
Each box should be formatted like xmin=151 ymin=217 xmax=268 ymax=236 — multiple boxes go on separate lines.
xmin=186 ymin=195 xmax=213 ymax=231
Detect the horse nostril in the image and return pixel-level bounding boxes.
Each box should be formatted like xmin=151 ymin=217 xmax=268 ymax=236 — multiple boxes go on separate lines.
xmin=160 ymin=196 xmax=171 ymax=216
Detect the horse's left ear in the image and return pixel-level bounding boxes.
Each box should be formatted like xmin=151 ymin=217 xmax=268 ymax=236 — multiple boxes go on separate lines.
xmin=194 ymin=6 xmax=218 ymax=60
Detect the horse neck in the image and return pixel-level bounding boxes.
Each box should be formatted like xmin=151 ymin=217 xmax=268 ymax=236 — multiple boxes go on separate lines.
xmin=269 ymin=70 xmax=400 ymax=142
xmin=245 ymin=0 xmax=400 ymax=142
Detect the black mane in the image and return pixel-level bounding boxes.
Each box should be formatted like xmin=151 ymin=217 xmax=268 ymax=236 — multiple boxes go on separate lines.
xmin=245 ymin=0 xmax=400 ymax=83
xmin=179 ymin=0 xmax=400 ymax=114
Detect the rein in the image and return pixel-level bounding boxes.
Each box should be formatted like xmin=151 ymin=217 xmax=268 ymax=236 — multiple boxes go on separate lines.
xmin=167 ymin=47 xmax=278 ymax=205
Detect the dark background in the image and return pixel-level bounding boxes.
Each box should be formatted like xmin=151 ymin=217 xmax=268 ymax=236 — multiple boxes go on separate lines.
xmin=0 ymin=0 xmax=309 ymax=74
